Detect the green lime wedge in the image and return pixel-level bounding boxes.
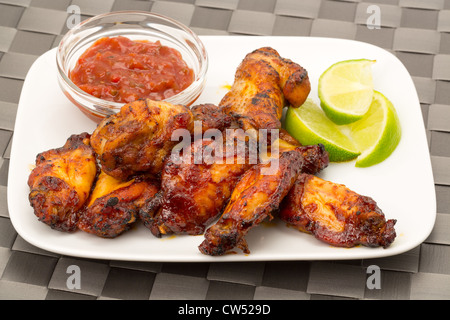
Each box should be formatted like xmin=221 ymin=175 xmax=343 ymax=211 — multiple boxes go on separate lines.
xmin=349 ymin=91 xmax=402 ymax=167
xmin=318 ymin=59 xmax=376 ymax=125
xmin=284 ymin=99 xmax=360 ymax=162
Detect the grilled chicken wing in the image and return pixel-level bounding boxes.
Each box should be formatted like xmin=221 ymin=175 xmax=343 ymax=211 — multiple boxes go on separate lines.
xmin=78 ymin=171 xmax=160 ymax=238
xmin=28 ymin=133 xmax=97 ymax=232
xmin=198 ymin=144 xmax=329 ymax=256
xmin=140 ymin=130 xmax=257 ymax=236
xmin=90 ymin=99 xmax=194 ymax=180
xmin=220 ymin=47 xmax=310 ymax=133
xmin=279 ymin=174 xmax=397 ymax=248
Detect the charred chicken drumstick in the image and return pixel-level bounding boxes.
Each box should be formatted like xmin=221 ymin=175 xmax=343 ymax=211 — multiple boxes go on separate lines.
xmin=199 ymin=144 xmax=329 ymax=256
xmin=90 ymin=99 xmax=194 ymax=181
xmin=28 ymin=133 xmax=97 ymax=232
xmin=220 ymin=47 xmax=311 ymax=133
xmin=140 ymin=129 xmax=256 ymax=236
xmin=78 ymin=172 xmax=160 ymax=238
xmin=279 ymin=174 xmax=397 ymax=248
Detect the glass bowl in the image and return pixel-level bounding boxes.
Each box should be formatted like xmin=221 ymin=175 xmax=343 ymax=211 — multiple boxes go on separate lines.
xmin=56 ymin=11 xmax=208 ymax=123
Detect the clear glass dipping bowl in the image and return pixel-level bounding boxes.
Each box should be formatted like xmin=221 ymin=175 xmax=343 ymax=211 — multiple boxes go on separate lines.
xmin=56 ymin=11 xmax=208 ymax=123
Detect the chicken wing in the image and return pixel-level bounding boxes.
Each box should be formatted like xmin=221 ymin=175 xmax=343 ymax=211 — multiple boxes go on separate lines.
xmin=78 ymin=171 xmax=160 ymax=238
xmin=198 ymin=144 xmax=329 ymax=256
xmin=279 ymin=174 xmax=397 ymax=248
xmin=90 ymin=99 xmax=194 ymax=180
xmin=220 ymin=47 xmax=310 ymax=133
xmin=139 ymin=130 xmax=257 ymax=236
xmin=28 ymin=133 xmax=97 ymax=232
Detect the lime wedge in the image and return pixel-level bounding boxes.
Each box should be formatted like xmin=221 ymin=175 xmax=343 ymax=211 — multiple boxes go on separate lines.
xmin=284 ymin=99 xmax=360 ymax=162
xmin=319 ymin=59 xmax=375 ymax=125
xmin=284 ymin=93 xmax=401 ymax=167
xmin=350 ymin=91 xmax=401 ymax=167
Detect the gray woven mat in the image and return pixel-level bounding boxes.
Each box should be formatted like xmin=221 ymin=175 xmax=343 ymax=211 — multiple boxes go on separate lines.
xmin=1 ymin=0 xmax=449 ymax=300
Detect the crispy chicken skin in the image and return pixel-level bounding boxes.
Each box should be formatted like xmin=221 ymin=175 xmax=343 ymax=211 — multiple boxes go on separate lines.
xmin=78 ymin=172 xmax=160 ymax=238
xmin=279 ymin=174 xmax=397 ymax=248
xmin=191 ymin=104 xmax=233 ymax=134
xmin=28 ymin=133 xmax=97 ymax=232
xmin=90 ymin=99 xmax=194 ymax=180
xmin=140 ymin=131 xmax=256 ymax=236
xmin=199 ymin=144 xmax=329 ymax=256
xmin=220 ymin=47 xmax=311 ymax=132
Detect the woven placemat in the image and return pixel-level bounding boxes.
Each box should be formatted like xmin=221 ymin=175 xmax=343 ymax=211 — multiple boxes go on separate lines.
xmin=1 ymin=0 xmax=449 ymax=300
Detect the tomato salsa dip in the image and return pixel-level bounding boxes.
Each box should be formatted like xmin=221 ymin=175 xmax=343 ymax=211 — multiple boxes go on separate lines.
xmin=69 ymin=36 xmax=195 ymax=103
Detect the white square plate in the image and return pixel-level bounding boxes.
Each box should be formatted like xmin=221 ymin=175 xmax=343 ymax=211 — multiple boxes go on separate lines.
xmin=8 ymin=36 xmax=436 ymax=262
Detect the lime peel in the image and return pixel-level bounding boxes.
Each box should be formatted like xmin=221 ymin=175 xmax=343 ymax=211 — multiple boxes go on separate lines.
xmin=351 ymin=91 xmax=402 ymax=167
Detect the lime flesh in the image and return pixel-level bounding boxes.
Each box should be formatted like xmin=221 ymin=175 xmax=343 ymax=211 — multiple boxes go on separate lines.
xmin=319 ymin=59 xmax=375 ymax=125
xmin=284 ymin=100 xmax=360 ymax=162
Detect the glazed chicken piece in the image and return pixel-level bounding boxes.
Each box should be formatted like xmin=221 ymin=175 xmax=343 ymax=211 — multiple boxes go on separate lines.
xmin=90 ymin=99 xmax=194 ymax=180
xmin=191 ymin=103 xmax=233 ymax=134
xmin=28 ymin=133 xmax=97 ymax=232
xmin=78 ymin=171 xmax=160 ymax=238
xmin=220 ymin=47 xmax=311 ymax=133
xmin=140 ymin=130 xmax=257 ymax=236
xmin=279 ymin=174 xmax=397 ymax=248
xmin=198 ymin=144 xmax=329 ymax=256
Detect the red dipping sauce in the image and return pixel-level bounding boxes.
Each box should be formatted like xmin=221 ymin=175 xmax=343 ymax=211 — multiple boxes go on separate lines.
xmin=69 ymin=36 xmax=195 ymax=103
